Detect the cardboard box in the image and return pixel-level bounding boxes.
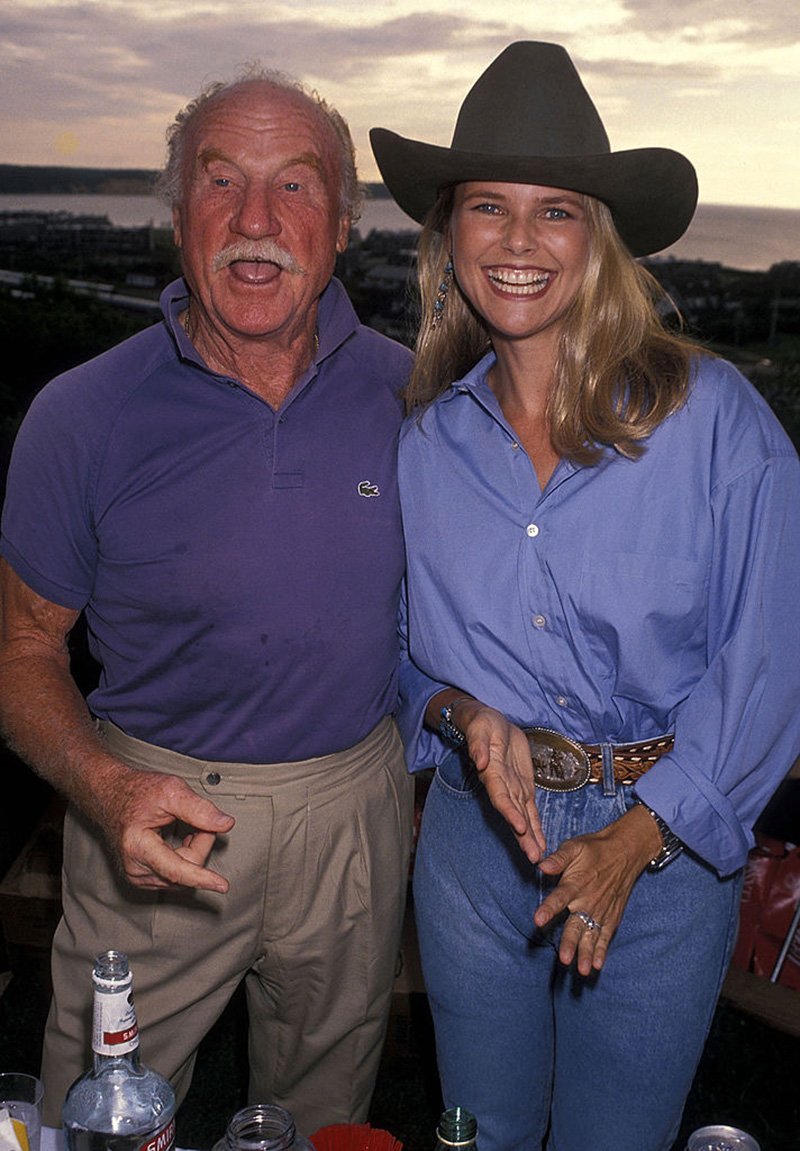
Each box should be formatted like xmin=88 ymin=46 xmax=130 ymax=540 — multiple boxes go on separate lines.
xmin=0 ymin=798 xmax=64 ymax=955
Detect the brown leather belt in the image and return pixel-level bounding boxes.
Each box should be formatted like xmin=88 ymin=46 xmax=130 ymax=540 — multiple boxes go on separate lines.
xmin=524 ymin=727 xmax=674 ymax=793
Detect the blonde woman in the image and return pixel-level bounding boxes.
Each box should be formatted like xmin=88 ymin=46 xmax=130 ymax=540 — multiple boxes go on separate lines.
xmin=372 ymin=41 xmax=800 ymax=1151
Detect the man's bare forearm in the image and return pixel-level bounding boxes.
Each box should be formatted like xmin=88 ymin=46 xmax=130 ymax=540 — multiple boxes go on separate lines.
xmin=0 ymin=642 xmax=138 ymax=823
xmin=1 ymin=560 xmax=235 ymax=891
xmin=0 ymin=558 xmax=136 ymax=824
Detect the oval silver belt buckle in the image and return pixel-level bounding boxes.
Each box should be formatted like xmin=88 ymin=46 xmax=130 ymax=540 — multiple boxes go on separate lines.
xmin=524 ymin=727 xmax=591 ymax=792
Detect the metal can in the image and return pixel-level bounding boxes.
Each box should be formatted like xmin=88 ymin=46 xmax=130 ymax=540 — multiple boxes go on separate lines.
xmin=686 ymin=1125 xmax=760 ymax=1151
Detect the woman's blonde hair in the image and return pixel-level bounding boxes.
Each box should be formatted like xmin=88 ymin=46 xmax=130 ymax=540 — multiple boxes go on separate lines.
xmin=406 ymin=189 xmax=703 ymax=463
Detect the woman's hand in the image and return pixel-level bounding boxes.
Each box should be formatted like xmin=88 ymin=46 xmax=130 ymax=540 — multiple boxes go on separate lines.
xmin=432 ymin=694 xmax=546 ymax=863
xmin=534 ymin=802 xmax=663 ymax=974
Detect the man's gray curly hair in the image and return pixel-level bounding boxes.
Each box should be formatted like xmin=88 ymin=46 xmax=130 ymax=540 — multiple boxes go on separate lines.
xmin=156 ymin=63 xmax=363 ymax=223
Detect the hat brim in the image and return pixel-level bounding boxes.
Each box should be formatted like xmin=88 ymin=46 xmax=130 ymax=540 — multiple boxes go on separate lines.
xmin=369 ymin=128 xmax=698 ymax=257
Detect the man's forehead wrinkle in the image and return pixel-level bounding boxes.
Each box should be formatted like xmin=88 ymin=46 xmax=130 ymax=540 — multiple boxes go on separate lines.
xmin=196 ymin=86 xmax=329 ymax=139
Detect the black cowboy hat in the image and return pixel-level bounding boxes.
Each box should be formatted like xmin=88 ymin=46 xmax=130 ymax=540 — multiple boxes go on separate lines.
xmin=369 ymin=41 xmax=698 ymax=257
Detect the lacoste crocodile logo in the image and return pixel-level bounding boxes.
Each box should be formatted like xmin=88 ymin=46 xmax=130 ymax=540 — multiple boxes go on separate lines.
xmin=358 ymin=480 xmax=381 ymax=498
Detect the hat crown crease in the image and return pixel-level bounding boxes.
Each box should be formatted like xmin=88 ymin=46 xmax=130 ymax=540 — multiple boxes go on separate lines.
xmin=450 ymin=43 xmax=611 ymax=158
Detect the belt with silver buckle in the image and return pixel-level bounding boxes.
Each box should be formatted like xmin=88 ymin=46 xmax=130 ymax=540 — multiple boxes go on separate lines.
xmin=524 ymin=727 xmax=674 ymax=793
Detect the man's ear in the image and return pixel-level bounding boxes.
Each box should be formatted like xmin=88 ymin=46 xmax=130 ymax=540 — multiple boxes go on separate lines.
xmin=336 ymin=215 xmax=351 ymax=255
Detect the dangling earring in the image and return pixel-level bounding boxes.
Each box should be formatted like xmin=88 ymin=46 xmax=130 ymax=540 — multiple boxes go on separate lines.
xmin=431 ymin=260 xmax=453 ymax=329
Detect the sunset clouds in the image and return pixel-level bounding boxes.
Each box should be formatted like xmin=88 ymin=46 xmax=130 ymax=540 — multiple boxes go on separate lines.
xmin=1 ymin=0 xmax=798 ymax=207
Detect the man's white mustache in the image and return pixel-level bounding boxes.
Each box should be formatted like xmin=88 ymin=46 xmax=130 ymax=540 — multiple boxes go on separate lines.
xmin=212 ymin=241 xmax=303 ymax=274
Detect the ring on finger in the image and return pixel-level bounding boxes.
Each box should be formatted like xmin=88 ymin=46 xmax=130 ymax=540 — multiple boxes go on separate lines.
xmin=573 ymin=910 xmax=602 ymax=932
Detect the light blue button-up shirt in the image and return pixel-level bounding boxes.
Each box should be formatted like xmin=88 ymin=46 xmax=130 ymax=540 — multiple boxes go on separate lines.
xmin=397 ymin=351 xmax=800 ymax=876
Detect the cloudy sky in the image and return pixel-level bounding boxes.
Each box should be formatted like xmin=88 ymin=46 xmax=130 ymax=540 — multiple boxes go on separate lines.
xmin=2 ymin=0 xmax=798 ymax=209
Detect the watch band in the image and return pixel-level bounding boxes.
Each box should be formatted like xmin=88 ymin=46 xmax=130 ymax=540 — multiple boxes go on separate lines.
xmin=636 ymin=799 xmax=684 ymax=871
xmin=438 ymin=699 xmax=471 ymax=746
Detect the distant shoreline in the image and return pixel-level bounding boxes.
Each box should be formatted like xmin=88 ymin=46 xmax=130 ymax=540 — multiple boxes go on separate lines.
xmin=0 ymin=163 xmax=392 ymax=199
xmin=4 ymin=167 xmax=798 ymax=213
xmin=0 ymin=164 xmax=160 ymax=195
xmin=2 ymin=174 xmax=798 ymax=271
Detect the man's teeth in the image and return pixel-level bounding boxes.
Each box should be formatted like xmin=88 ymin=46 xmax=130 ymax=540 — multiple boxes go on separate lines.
xmin=488 ymin=269 xmax=550 ymax=294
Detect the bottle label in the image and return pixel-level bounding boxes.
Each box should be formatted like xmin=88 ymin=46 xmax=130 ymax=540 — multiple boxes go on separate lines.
xmin=136 ymin=1118 xmax=175 ymax=1151
xmin=92 ymin=984 xmax=140 ymax=1057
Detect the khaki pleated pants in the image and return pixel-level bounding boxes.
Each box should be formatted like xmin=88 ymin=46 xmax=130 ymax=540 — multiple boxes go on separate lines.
xmin=41 ymin=716 xmax=414 ymax=1137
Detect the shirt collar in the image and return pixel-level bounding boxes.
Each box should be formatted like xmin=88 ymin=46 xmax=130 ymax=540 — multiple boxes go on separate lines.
xmin=159 ymin=276 xmax=360 ymax=372
xmin=448 ymin=349 xmax=497 ymax=399
xmin=315 ymin=277 xmax=361 ymax=362
xmin=439 ymin=349 xmax=502 ymax=421
xmin=160 ymin=277 xmax=199 ymax=365
xmin=438 ymin=348 xmax=591 ymax=484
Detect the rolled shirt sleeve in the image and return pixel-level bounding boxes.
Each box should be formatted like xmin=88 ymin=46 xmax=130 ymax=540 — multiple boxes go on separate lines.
xmin=636 ymin=451 xmax=800 ymax=875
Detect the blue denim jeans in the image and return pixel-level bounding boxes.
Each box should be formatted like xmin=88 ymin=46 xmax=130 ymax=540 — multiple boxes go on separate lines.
xmin=413 ymin=752 xmax=743 ymax=1151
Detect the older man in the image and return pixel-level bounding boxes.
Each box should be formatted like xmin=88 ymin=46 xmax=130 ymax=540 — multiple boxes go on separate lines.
xmin=0 ymin=68 xmax=413 ymax=1133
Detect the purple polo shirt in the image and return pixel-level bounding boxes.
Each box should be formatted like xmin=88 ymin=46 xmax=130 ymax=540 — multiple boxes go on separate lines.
xmin=1 ymin=278 xmax=411 ymax=762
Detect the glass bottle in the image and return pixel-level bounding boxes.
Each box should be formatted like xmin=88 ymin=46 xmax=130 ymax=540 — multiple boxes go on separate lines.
xmin=62 ymin=950 xmax=176 ymax=1151
xmin=434 ymin=1107 xmax=478 ymax=1151
xmin=212 ymin=1105 xmax=314 ymax=1151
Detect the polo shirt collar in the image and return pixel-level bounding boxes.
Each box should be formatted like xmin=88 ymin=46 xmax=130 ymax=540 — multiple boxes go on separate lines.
xmin=159 ymin=276 xmax=360 ymax=372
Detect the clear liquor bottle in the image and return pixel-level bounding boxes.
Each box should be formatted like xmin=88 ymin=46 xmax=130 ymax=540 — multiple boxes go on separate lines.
xmin=62 ymin=950 xmax=176 ymax=1151
xmin=434 ymin=1107 xmax=478 ymax=1151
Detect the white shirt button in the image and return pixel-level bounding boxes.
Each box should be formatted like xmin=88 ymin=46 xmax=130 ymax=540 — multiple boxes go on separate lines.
xmin=526 ymin=523 xmax=540 ymax=538
xmin=532 ymin=615 xmax=546 ymax=629
xmin=556 ymin=696 xmax=569 ymax=708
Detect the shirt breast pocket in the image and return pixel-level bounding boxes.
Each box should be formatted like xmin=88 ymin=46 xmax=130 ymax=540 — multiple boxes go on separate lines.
xmin=578 ymin=550 xmax=707 ymax=707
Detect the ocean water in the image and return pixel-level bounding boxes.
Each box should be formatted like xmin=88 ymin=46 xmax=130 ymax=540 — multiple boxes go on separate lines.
xmin=0 ymin=192 xmax=797 ymax=273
